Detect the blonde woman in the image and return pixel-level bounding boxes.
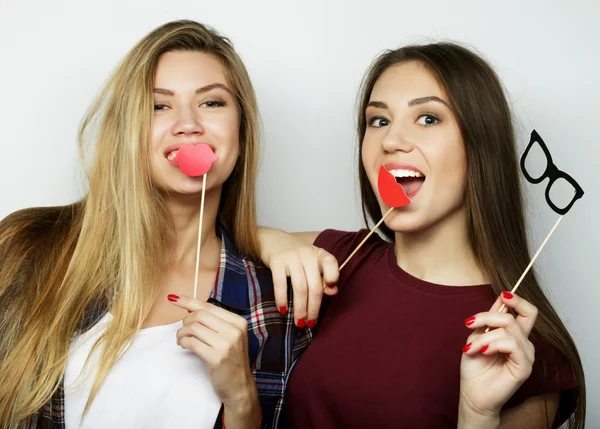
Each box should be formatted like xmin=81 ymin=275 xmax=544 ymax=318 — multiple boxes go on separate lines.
xmin=0 ymin=20 xmax=310 ymax=429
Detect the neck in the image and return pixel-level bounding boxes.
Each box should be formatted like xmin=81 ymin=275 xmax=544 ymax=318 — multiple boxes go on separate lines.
xmin=393 ymin=207 xmax=487 ymax=286
xmin=166 ymin=187 xmax=222 ymax=267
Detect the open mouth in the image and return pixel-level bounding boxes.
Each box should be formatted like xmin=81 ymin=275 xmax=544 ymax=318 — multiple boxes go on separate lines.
xmin=388 ymin=168 xmax=426 ymax=198
xmin=166 ymin=149 xmax=179 ymax=161
xmin=164 ymin=143 xmax=216 ymax=163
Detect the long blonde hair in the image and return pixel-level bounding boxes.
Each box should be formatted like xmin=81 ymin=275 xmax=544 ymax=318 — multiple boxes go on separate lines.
xmin=0 ymin=20 xmax=261 ymax=427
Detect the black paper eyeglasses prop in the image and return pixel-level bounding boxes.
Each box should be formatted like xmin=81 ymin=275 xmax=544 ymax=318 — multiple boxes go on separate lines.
xmin=520 ymin=129 xmax=584 ymax=215
xmin=486 ymin=129 xmax=585 ymax=326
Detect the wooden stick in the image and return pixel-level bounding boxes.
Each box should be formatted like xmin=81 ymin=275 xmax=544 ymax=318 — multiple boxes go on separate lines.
xmin=484 ymin=215 xmax=563 ymax=332
xmin=193 ymin=173 xmax=208 ymax=299
xmin=323 ymin=206 xmax=394 ymax=290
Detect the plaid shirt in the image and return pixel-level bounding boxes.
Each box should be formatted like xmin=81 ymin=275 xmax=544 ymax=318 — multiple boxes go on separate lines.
xmin=27 ymin=228 xmax=311 ymax=429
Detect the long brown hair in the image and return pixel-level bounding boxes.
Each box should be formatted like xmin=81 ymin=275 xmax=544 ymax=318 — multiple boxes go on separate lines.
xmin=0 ymin=20 xmax=261 ymax=427
xmin=357 ymin=43 xmax=585 ymax=428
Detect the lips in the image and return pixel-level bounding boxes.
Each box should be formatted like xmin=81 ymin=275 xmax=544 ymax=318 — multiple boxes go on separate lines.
xmin=173 ymin=144 xmax=219 ymax=177
xmin=382 ymin=163 xmax=426 ymax=199
xmin=378 ymin=165 xmax=411 ymax=208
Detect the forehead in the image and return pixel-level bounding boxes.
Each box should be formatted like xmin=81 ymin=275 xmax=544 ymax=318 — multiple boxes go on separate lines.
xmin=154 ymin=51 xmax=228 ymax=87
xmin=370 ymin=61 xmax=445 ymax=103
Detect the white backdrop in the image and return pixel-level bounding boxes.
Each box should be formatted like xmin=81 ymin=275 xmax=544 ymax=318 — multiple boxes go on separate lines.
xmin=1 ymin=0 xmax=598 ymax=424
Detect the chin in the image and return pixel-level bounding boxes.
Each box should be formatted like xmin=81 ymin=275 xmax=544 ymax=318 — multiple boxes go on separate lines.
xmin=380 ymin=206 xmax=428 ymax=234
xmin=382 ymin=199 xmax=466 ymax=236
xmin=171 ymin=181 xmax=207 ymax=195
xmin=152 ymin=174 xmax=203 ymax=195
xmin=383 ymin=218 xmax=426 ymax=234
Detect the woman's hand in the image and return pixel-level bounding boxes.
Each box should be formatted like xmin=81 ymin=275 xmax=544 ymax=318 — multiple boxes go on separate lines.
xmin=258 ymin=227 xmax=339 ymax=328
xmin=168 ymin=294 xmax=261 ymax=429
xmin=458 ymin=292 xmax=538 ymax=429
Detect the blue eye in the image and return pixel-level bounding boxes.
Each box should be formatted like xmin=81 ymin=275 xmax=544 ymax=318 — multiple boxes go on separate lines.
xmin=416 ymin=114 xmax=439 ymax=126
xmin=201 ymin=100 xmax=226 ymax=108
xmin=368 ymin=116 xmax=390 ymax=127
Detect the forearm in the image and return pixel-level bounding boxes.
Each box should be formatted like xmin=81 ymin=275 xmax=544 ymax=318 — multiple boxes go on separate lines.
xmin=257 ymin=227 xmax=319 ymax=244
xmin=256 ymin=227 xmax=319 ymax=265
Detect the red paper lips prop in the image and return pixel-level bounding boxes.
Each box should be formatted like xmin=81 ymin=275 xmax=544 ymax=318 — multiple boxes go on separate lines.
xmin=377 ymin=165 xmax=411 ymax=208
xmin=174 ymin=144 xmax=218 ymax=177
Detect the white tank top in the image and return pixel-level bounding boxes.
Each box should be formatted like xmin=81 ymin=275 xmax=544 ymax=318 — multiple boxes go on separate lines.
xmin=64 ymin=313 xmax=222 ymax=429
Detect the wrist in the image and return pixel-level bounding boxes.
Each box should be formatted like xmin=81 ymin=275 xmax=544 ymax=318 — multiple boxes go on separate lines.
xmin=222 ymin=383 xmax=261 ymax=429
xmin=257 ymin=226 xmax=284 ymax=266
xmin=257 ymin=226 xmax=276 ymax=265
xmin=457 ymin=402 xmax=500 ymax=429
xmin=222 ymin=402 xmax=261 ymax=429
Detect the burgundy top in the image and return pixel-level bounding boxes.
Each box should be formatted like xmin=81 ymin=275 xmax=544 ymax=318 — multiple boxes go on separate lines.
xmin=284 ymin=229 xmax=578 ymax=428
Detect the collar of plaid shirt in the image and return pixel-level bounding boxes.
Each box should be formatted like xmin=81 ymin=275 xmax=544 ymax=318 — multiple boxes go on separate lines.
xmin=28 ymin=227 xmax=311 ymax=429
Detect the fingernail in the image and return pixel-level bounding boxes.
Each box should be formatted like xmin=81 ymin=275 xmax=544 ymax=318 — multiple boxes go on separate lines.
xmin=167 ymin=294 xmax=180 ymax=302
xmin=279 ymin=306 xmax=287 ymax=315
xmin=307 ymin=319 xmax=317 ymax=329
xmin=297 ymin=318 xmax=306 ymax=329
xmin=502 ymin=291 xmax=513 ymax=300
xmin=481 ymin=345 xmax=489 ymax=353
xmin=462 ymin=343 xmax=472 ymax=353
xmin=465 ymin=316 xmax=476 ymax=327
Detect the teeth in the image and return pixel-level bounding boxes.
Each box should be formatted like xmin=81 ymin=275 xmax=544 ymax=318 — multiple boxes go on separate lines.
xmin=167 ymin=150 xmax=179 ymax=161
xmin=389 ymin=169 xmax=424 ymax=178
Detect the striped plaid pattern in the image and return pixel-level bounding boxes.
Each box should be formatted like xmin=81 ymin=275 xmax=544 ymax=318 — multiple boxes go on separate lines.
xmin=27 ymin=228 xmax=311 ymax=428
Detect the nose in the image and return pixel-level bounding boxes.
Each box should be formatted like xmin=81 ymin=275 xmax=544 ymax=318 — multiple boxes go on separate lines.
xmin=381 ymin=122 xmax=414 ymax=154
xmin=172 ymin=105 xmax=204 ymax=136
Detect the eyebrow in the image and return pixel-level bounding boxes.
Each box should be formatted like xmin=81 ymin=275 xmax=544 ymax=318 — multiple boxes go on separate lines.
xmin=408 ymin=96 xmax=449 ymax=107
xmin=366 ymin=96 xmax=450 ymax=109
xmin=153 ymin=83 xmax=232 ymax=96
xmin=367 ymin=101 xmax=388 ymax=109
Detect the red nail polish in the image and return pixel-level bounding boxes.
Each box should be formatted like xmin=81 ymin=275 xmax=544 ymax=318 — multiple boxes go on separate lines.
xmin=502 ymin=291 xmax=514 ymax=300
xmin=465 ymin=316 xmax=476 ymax=327
xmin=307 ymin=320 xmax=316 ymax=329
xmin=167 ymin=294 xmax=180 ymax=302
xmin=462 ymin=343 xmax=472 ymax=353
xmin=279 ymin=306 xmax=287 ymax=315
xmin=298 ymin=318 xmax=306 ymax=329
xmin=481 ymin=345 xmax=489 ymax=353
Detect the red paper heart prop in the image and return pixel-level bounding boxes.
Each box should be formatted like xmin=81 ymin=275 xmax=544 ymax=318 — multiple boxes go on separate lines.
xmin=174 ymin=144 xmax=218 ymax=177
xmin=377 ymin=165 xmax=411 ymax=208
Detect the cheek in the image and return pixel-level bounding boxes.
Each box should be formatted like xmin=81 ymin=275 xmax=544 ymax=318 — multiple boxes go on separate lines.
xmin=213 ymin=111 xmax=239 ymax=135
xmin=449 ymin=145 xmax=467 ymax=188
xmin=212 ymin=114 xmax=241 ymax=172
xmin=360 ymin=144 xmax=374 ymax=186
xmin=150 ymin=117 xmax=170 ymax=151
xmin=221 ymin=125 xmax=240 ymax=161
xmin=429 ymin=141 xmax=467 ymax=198
xmin=207 ymin=115 xmax=241 ymax=157
xmin=363 ymin=137 xmax=383 ymax=185
xmin=361 ymin=137 xmax=378 ymax=170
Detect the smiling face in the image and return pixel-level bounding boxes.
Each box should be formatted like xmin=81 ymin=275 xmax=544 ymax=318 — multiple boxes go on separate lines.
xmin=150 ymin=50 xmax=240 ymax=195
xmin=361 ymin=61 xmax=467 ymax=233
